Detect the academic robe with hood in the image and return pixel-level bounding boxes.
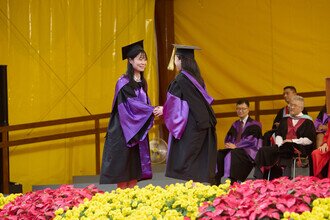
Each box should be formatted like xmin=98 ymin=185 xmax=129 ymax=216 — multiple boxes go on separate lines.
xmin=216 ymin=117 xmax=262 ymax=183
xmin=163 ymin=70 xmax=217 ymax=184
xmin=254 ymin=115 xmax=316 ymax=179
xmin=100 ymin=75 xmax=154 ymax=184
xmin=263 ymin=106 xmax=309 ymax=146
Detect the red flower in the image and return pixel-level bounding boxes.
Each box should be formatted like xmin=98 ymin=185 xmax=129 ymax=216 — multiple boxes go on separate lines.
xmin=0 ymin=185 xmax=102 ymax=219
xmin=198 ymin=176 xmax=330 ymax=219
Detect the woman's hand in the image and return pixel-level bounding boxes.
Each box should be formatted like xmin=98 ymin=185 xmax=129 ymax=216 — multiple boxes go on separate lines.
xmin=317 ymin=124 xmax=328 ymax=132
xmin=319 ymin=143 xmax=328 ymax=154
xmin=225 ymin=142 xmax=236 ymax=149
xmin=153 ymin=106 xmax=163 ymax=117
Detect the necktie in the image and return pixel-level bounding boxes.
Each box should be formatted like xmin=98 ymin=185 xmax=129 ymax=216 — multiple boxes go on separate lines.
xmin=236 ymin=120 xmax=244 ymax=143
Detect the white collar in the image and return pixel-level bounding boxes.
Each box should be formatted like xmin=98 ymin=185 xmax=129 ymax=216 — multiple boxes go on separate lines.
xmin=240 ymin=115 xmax=249 ymax=125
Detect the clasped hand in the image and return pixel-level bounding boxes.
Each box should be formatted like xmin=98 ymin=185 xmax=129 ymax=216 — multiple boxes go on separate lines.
xmin=153 ymin=106 xmax=163 ymax=117
xmin=319 ymin=143 xmax=329 ymax=154
xmin=225 ymin=142 xmax=236 ymax=149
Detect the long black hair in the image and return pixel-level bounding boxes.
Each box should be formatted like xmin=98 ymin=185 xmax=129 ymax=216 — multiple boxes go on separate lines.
xmin=177 ymin=55 xmax=205 ymax=87
xmin=125 ymin=49 xmax=148 ymax=91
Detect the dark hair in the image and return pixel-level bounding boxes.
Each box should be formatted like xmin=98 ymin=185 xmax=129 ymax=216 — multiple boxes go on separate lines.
xmin=125 ymin=49 xmax=148 ymax=91
xmin=236 ymin=99 xmax=250 ymax=107
xmin=177 ymin=55 xmax=205 ymax=87
xmin=283 ymin=86 xmax=297 ymax=93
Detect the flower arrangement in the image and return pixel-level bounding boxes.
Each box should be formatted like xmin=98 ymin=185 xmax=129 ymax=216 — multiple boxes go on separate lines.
xmin=283 ymin=197 xmax=330 ymax=219
xmin=198 ymin=176 xmax=330 ymax=219
xmin=54 ymin=180 xmax=230 ymax=220
xmin=0 ymin=185 xmax=102 ymax=219
xmin=0 ymin=193 xmax=22 ymax=209
xmin=1 ymin=176 xmax=330 ymax=219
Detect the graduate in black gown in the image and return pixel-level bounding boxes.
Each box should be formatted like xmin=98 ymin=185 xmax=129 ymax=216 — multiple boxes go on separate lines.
xmin=254 ymin=95 xmax=316 ymax=179
xmin=100 ymin=40 xmax=154 ymax=189
xmin=153 ymin=44 xmax=217 ymax=184
xmin=215 ymin=99 xmax=262 ymax=184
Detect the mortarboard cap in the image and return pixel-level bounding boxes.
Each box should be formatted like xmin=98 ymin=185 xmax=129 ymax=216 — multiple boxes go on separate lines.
xmin=121 ymin=40 xmax=144 ymax=60
xmin=167 ymin=44 xmax=201 ymax=70
xmin=174 ymin=44 xmax=201 ymax=59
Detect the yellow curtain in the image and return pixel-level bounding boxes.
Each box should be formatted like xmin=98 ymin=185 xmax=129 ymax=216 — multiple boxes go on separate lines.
xmin=0 ymin=0 xmax=157 ymax=192
xmin=174 ymin=0 xmax=330 ymax=144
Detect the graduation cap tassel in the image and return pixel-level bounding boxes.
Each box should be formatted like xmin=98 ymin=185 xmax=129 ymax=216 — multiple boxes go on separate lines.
xmin=167 ymin=48 xmax=175 ymax=71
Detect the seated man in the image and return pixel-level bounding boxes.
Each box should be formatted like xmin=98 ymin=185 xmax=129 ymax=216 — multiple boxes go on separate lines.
xmin=215 ymin=99 xmax=262 ymax=184
xmin=263 ymin=86 xmax=308 ymax=146
xmin=312 ymin=121 xmax=330 ymax=179
xmin=254 ymin=95 xmax=316 ymax=179
xmin=314 ymin=104 xmax=328 ymax=148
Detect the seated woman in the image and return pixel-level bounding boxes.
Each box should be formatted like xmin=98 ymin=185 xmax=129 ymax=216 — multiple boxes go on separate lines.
xmin=312 ymin=121 xmax=330 ymax=179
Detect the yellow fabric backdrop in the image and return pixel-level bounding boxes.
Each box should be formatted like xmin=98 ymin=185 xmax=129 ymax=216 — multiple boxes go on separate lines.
xmin=0 ymin=0 xmax=157 ymax=192
xmin=174 ymin=0 xmax=330 ymax=145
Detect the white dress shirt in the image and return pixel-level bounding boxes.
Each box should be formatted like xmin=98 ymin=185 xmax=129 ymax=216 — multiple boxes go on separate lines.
xmin=275 ymin=113 xmax=313 ymax=147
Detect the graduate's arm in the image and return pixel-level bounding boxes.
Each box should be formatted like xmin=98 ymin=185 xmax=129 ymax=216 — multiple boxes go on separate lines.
xmin=117 ymin=85 xmax=154 ymax=145
xmin=163 ymin=81 xmax=189 ymax=139
xmin=236 ymin=124 xmax=262 ymax=149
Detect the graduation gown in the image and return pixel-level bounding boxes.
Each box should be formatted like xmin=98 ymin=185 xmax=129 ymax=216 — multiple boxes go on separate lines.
xmin=100 ymin=75 xmax=154 ymax=184
xmin=254 ymin=115 xmax=316 ymax=179
xmin=263 ymin=107 xmax=308 ymax=146
xmin=314 ymin=105 xmax=328 ymax=133
xmin=163 ymin=70 xmax=217 ymax=184
xmin=276 ymin=116 xmax=316 ymax=157
xmin=216 ymin=117 xmax=262 ymax=183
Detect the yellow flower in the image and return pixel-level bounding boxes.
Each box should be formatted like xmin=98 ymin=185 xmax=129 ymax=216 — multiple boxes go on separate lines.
xmin=54 ymin=181 xmax=230 ymax=219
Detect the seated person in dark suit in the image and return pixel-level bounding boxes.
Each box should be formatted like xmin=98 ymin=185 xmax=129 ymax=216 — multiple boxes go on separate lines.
xmin=312 ymin=121 xmax=330 ymax=179
xmin=263 ymin=86 xmax=308 ymax=146
xmin=254 ymin=95 xmax=316 ymax=179
xmin=215 ymin=99 xmax=262 ymax=184
xmin=314 ymin=104 xmax=328 ymax=148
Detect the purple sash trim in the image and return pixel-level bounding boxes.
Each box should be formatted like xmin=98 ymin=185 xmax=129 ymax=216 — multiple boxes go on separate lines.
xmin=163 ymin=93 xmax=189 ymax=139
xmin=118 ymin=96 xmax=154 ymax=145
xmin=238 ymin=136 xmax=263 ymax=160
xmin=181 ymin=70 xmax=214 ymax=105
xmin=225 ymin=120 xmax=262 ymax=160
xmin=112 ymin=75 xmax=129 ymax=110
xmin=139 ymin=138 xmax=152 ymax=180
xmin=314 ymin=112 xmax=329 ymax=131
xmin=224 ymin=152 xmax=231 ymax=178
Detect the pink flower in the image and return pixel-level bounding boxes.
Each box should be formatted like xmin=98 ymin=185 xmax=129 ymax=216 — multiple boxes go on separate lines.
xmin=198 ymin=176 xmax=330 ymax=219
xmin=0 ymin=184 xmax=102 ymax=219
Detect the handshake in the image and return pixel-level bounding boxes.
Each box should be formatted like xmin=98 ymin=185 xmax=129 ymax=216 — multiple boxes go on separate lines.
xmin=153 ymin=106 xmax=163 ymax=117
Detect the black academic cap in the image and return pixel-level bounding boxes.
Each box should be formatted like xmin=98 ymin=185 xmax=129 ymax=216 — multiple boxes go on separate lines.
xmin=174 ymin=44 xmax=201 ymax=59
xmin=121 ymin=40 xmax=144 ymax=60
xmin=167 ymin=44 xmax=201 ymax=70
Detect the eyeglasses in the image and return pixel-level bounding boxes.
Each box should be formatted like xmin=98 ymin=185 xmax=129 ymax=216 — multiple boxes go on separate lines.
xmin=236 ymin=108 xmax=248 ymax=111
xmin=289 ymin=104 xmax=302 ymax=108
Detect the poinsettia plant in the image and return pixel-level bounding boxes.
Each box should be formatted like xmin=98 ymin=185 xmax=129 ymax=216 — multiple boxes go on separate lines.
xmin=198 ymin=176 xmax=330 ymax=219
xmin=0 ymin=184 xmax=102 ymax=220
